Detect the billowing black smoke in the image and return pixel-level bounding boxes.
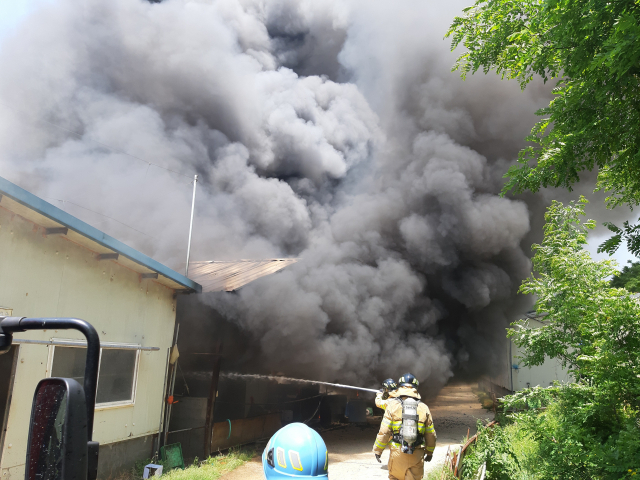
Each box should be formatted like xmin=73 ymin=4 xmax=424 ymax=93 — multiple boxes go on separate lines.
xmin=0 ymin=0 xmax=552 ymax=389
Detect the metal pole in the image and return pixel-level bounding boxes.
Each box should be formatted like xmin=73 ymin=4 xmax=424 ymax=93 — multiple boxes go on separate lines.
xmin=164 ymin=324 xmax=180 ymax=446
xmin=185 ymin=174 xmax=198 ymax=277
xmin=164 ymin=362 xmax=178 ymax=446
xmin=155 ymin=347 xmax=171 ymax=457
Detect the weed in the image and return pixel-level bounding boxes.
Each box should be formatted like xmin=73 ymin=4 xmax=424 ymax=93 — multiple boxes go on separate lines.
xmin=111 ymin=449 xmax=254 ymax=480
xmin=424 ymin=465 xmax=456 ymax=480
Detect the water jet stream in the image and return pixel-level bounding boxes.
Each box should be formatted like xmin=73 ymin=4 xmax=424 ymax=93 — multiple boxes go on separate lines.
xmin=220 ymin=372 xmax=379 ymax=394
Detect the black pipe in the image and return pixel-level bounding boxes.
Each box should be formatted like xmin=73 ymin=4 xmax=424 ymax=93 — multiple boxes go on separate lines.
xmin=0 ymin=317 xmax=100 ymax=439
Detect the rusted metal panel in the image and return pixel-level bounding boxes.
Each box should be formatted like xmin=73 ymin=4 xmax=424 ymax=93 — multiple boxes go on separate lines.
xmin=188 ymin=259 xmax=298 ymax=292
xmin=210 ymin=413 xmax=281 ymax=452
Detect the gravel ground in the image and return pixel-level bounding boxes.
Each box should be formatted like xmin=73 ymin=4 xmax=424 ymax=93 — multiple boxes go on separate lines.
xmin=221 ymin=383 xmax=493 ymax=480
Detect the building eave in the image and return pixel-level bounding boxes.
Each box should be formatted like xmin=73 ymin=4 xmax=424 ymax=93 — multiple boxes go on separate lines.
xmin=0 ymin=176 xmax=201 ymax=293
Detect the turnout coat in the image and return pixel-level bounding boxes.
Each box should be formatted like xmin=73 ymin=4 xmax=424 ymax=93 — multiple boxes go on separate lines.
xmin=372 ymin=387 xmax=436 ymax=480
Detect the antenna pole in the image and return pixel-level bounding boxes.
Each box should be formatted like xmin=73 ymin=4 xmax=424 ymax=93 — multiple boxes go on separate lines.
xmin=185 ymin=174 xmax=198 ymax=277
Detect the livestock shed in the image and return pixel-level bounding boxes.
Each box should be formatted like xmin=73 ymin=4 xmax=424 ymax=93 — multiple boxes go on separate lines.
xmin=163 ymin=259 xmax=360 ymax=462
xmin=0 ymin=176 xmax=201 ymax=479
xmin=166 ymin=260 xmax=305 ymax=461
xmin=166 ymin=293 xmax=330 ymax=461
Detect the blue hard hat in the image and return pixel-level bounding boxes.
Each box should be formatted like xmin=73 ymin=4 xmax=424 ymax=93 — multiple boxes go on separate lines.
xmin=262 ymin=423 xmax=329 ymax=479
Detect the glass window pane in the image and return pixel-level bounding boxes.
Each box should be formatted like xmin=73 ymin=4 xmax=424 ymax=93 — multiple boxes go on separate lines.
xmin=96 ymin=349 xmax=136 ymax=404
xmin=50 ymin=347 xmax=86 ymax=386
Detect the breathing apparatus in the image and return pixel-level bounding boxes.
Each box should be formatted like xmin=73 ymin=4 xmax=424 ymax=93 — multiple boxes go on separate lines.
xmin=398 ymin=397 xmax=419 ymax=453
xmin=393 ymin=373 xmax=422 ymax=454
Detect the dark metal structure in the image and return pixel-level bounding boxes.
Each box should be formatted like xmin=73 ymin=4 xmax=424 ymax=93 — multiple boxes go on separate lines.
xmin=0 ymin=316 xmax=102 ymax=480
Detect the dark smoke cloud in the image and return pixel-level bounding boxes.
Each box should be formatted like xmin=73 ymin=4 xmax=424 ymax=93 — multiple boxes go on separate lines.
xmin=0 ymin=0 xmax=567 ymax=390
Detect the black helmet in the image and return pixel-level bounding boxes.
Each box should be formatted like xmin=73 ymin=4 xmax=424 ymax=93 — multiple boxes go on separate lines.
xmin=398 ymin=373 xmax=419 ymax=389
xmin=382 ymin=378 xmax=398 ymax=390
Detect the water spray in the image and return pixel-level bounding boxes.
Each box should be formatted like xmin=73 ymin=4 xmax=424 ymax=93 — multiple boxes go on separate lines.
xmin=221 ymin=372 xmax=379 ymax=394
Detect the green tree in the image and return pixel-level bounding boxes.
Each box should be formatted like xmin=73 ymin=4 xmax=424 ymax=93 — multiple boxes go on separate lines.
xmin=502 ymin=198 xmax=640 ymax=478
xmin=446 ymin=0 xmax=640 ymax=253
xmin=610 ymin=260 xmax=640 ymax=292
xmin=510 ymin=197 xmax=640 ymax=405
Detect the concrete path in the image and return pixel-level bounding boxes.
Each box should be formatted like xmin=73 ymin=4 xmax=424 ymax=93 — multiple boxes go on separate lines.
xmin=221 ymin=383 xmax=493 ymax=480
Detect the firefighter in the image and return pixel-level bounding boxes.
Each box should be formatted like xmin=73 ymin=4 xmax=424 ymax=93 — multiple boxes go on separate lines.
xmin=372 ymin=373 xmax=436 ymax=480
xmin=375 ymin=378 xmax=398 ymax=410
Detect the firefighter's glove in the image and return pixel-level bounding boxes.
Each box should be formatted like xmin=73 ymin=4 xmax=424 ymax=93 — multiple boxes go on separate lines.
xmin=424 ymin=454 xmax=433 ymax=463
xmin=375 ymin=454 xmax=381 ymax=463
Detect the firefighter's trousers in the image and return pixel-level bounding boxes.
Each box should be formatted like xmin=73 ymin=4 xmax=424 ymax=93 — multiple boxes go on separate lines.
xmin=388 ymin=446 xmax=425 ymax=480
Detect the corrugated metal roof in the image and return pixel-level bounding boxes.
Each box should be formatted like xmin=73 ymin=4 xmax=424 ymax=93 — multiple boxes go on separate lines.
xmin=0 ymin=176 xmax=201 ymax=293
xmin=188 ymin=259 xmax=298 ymax=292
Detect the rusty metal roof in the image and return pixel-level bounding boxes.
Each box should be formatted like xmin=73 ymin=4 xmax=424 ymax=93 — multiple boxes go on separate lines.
xmin=188 ymin=259 xmax=298 ymax=292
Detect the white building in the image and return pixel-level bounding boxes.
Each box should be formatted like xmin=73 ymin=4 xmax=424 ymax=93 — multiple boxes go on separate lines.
xmin=0 ymin=176 xmax=201 ymax=479
xmin=488 ymin=314 xmax=573 ymax=393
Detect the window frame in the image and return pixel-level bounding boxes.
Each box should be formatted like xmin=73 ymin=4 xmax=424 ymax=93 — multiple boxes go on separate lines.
xmin=47 ymin=339 xmax=141 ymax=410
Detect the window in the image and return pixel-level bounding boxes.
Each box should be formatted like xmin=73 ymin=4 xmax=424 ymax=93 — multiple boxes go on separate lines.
xmin=50 ymin=346 xmax=86 ymax=385
xmin=96 ymin=349 xmax=137 ymax=404
xmin=50 ymin=343 xmax=139 ymax=407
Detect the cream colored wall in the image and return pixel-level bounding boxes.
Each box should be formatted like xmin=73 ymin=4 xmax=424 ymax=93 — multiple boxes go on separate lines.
xmin=489 ymin=319 xmax=573 ymax=392
xmin=511 ymin=339 xmax=573 ymax=391
xmin=0 ymin=206 xmax=177 ymax=478
xmin=492 ymin=319 xmax=573 ymax=391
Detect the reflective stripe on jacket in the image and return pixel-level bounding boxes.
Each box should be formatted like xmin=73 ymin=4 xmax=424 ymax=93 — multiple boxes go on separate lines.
xmin=372 ymin=387 xmax=436 ymax=455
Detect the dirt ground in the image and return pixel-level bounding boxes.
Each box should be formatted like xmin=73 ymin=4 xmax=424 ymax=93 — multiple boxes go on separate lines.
xmin=220 ymin=383 xmax=493 ymax=480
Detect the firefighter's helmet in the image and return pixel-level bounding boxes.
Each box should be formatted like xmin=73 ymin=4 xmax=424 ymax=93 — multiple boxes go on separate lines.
xmin=382 ymin=378 xmax=398 ymax=391
xmin=262 ymin=423 xmax=329 ymax=479
xmin=398 ymin=373 xmax=419 ymax=389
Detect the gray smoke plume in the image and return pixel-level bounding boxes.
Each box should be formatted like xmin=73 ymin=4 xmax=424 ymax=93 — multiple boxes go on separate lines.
xmin=0 ymin=0 xmax=554 ymax=390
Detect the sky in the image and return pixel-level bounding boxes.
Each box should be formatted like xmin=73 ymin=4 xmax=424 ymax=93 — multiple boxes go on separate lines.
xmin=0 ymin=0 xmax=47 ymax=43
xmin=586 ymin=233 xmax=633 ymax=268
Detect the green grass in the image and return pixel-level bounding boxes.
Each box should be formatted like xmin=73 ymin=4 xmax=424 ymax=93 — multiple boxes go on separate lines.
xmin=164 ymin=450 xmax=255 ymax=480
xmin=118 ymin=449 xmax=255 ymax=480
xmin=424 ymin=466 xmax=456 ymax=480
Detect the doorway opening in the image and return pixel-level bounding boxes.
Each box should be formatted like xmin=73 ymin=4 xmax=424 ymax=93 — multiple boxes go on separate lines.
xmin=0 ymin=345 xmax=19 ymax=461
